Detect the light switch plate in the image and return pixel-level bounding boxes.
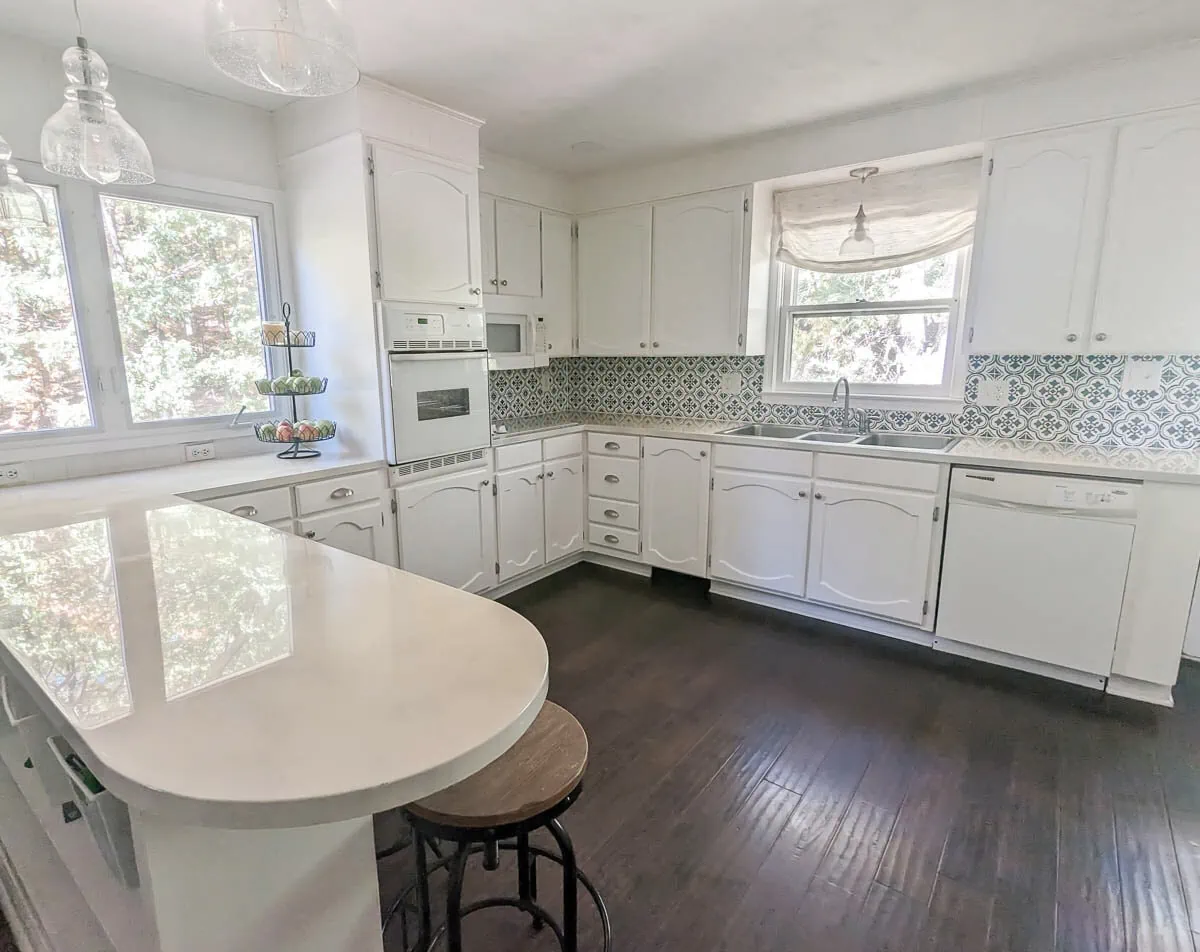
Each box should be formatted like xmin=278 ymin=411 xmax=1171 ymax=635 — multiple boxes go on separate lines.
xmin=976 ymin=378 xmax=1010 ymax=407
xmin=1122 ymin=357 xmax=1164 ymax=393
xmin=720 ymin=372 xmax=743 ymax=394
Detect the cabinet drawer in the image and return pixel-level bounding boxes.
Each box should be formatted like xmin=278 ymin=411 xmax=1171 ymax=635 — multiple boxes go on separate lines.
xmin=206 ymin=486 xmax=293 ymax=524
xmin=495 ymin=439 xmax=542 ymax=471
xmin=815 ymin=454 xmax=940 ymax=493
xmin=587 ymin=455 xmax=640 ymax=502
xmin=295 ymin=469 xmax=385 ymax=516
xmin=587 ymin=497 xmax=640 ymax=530
xmin=587 ymin=432 xmax=640 ymax=458
xmin=543 ymin=432 xmax=584 ymax=460
xmin=588 ymin=522 xmax=640 ymax=556
xmin=713 ymin=443 xmax=812 ymax=476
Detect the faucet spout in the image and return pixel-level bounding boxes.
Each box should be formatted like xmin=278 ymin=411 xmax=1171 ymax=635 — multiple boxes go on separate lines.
xmin=832 ymin=377 xmax=851 ymax=427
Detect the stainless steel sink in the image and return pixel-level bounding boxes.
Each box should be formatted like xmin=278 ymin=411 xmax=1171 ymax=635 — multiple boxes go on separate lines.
xmin=719 ymin=424 xmax=811 ymax=438
xmin=858 ymin=433 xmax=960 ymax=450
xmin=794 ymin=431 xmax=866 ymax=444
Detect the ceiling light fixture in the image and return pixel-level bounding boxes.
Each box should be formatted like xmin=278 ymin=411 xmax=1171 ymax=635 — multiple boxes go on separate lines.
xmin=40 ymin=0 xmax=154 ymax=185
xmin=839 ymin=166 xmax=879 ymax=258
xmin=205 ymin=0 xmax=360 ymax=97
xmin=0 ymin=136 xmax=51 ymax=230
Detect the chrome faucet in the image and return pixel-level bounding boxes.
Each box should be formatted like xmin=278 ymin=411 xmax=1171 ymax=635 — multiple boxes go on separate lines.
xmin=829 ymin=378 xmax=868 ymax=434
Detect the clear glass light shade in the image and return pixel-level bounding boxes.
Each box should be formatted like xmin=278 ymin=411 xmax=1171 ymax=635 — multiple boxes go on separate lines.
xmin=0 ymin=136 xmax=50 ymax=230
xmin=40 ymin=43 xmax=154 ymax=185
xmin=205 ymin=0 xmax=360 ymax=97
xmin=839 ymin=204 xmax=876 ymax=257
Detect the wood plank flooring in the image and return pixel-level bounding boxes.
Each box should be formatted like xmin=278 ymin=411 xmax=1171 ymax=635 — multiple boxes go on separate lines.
xmin=378 ymin=564 xmax=1200 ymax=952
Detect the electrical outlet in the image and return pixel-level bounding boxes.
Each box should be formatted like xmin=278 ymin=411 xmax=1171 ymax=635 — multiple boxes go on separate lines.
xmin=720 ymin=372 xmax=743 ymax=394
xmin=976 ymin=378 xmax=1011 ymax=407
xmin=0 ymin=463 xmax=27 ymax=486
xmin=1122 ymin=357 xmax=1164 ymax=393
xmin=183 ymin=442 xmax=215 ymax=463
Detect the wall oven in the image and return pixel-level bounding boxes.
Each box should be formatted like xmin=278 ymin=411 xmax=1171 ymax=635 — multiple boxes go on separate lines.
xmin=380 ymin=303 xmax=491 ymax=465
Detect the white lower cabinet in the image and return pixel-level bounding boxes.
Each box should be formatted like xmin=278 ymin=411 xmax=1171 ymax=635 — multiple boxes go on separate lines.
xmin=297 ymin=500 xmax=387 ymax=562
xmin=395 ymin=467 xmax=497 ymax=594
xmin=496 ymin=462 xmax=546 ymax=582
xmin=709 ymin=470 xmax=811 ymax=598
xmin=642 ymin=438 xmax=711 ymax=577
xmin=805 ymin=480 xmax=938 ymax=626
xmin=544 ymin=455 xmax=585 ymax=561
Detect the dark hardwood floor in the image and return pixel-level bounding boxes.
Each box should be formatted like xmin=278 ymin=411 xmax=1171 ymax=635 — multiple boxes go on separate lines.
xmin=379 ymin=563 xmax=1200 ymax=952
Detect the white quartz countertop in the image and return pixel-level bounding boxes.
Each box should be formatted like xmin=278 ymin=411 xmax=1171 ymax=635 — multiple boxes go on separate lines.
xmin=0 ymin=496 xmax=548 ymax=829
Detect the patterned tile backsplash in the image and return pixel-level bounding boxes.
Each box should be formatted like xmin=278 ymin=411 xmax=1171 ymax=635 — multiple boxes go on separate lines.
xmin=489 ymin=354 xmax=1200 ymax=449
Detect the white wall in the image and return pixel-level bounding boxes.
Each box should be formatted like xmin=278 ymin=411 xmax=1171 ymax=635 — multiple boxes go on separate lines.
xmin=479 ymin=150 xmax=573 ymax=212
xmin=0 ymin=30 xmax=279 ymax=191
xmin=572 ymin=39 xmax=1200 ymax=211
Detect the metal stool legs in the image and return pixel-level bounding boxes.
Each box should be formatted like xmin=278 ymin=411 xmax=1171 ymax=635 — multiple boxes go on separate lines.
xmin=516 ymin=832 xmax=543 ymax=930
xmin=545 ymin=819 xmax=577 ymax=952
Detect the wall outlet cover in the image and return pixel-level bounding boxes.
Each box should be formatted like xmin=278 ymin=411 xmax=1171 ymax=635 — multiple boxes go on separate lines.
xmin=1121 ymin=357 xmax=1165 ymax=393
xmin=720 ymin=372 xmax=743 ymax=394
xmin=977 ymin=378 xmax=1011 ymax=407
xmin=0 ymin=464 xmax=27 ymax=485
xmin=183 ymin=442 xmax=215 ymax=463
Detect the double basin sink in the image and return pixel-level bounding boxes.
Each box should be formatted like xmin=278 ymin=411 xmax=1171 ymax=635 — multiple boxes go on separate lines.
xmin=718 ymin=423 xmax=959 ymax=452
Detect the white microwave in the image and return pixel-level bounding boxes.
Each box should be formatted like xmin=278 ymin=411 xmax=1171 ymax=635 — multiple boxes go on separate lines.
xmin=486 ymin=309 xmax=548 ymax=371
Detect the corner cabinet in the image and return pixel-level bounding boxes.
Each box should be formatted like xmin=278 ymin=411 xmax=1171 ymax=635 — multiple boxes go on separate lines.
xmin=496 ymin=462 xmax=546 ymax=582
xmin=395 ymin=468 xmax=497 ymax=594
xmin=577 ymin=206 xmax=652 ymax=355
xmin=540 ymin=211 xmax=575 ymax=356
xmin=642 ymin=438 xmax=711 ymax=577
xmin=480 ymin=196 xmax=543 ymax=298
xmin=371 ymin=143 xmax=482 ymax=306
xmin=709 ymin=470 xmax=811 ymax=598
xmin=806 ymin=481 xmax=938 ymax=626
xmin=544 ymin=455 xmax=585 ymax=561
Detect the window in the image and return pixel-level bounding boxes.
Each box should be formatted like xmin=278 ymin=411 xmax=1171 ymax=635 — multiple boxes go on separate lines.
xmin=0 ymin=168 xmax=282 ymax=451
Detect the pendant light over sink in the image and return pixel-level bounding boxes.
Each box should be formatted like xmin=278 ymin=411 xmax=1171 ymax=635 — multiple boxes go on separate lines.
xmin=839 ymin=166 xmax=879 ymax=258
xmin=205 ymin=0 xmax=360 ymax=97
xmin=40 ymin=1 xmax=155 ymax=185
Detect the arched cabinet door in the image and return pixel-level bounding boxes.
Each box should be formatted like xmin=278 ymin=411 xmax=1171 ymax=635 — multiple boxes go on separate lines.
xmin=642 ymin=438 xmax=711 ymax=577
xmin=496 ymin=462 xmax=545 ymax=582
xmin=709 ymin=471 xmax=811 ymax=598
xmin=395 ymin=468 xmax=496 ymax=593
xmin=297 ymin=500 xmax=385 ymax=563
xmin=544 ymin=456 xmax=584 ymax=562
xmin=806 ymin=481 xmax=937 ymax=625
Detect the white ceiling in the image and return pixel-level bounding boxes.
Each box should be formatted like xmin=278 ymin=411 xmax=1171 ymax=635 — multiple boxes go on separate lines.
xmin=4 ymin=0 xmax=1200 ymax=174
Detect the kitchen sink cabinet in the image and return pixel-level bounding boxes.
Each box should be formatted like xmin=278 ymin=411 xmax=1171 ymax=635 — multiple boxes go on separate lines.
xmin=709 ymin=469 xmax=811 ymax=598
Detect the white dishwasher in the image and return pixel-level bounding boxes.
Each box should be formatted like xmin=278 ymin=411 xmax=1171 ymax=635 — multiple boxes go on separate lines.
xmin=936 ymin=468 xmax=1139 ymax=685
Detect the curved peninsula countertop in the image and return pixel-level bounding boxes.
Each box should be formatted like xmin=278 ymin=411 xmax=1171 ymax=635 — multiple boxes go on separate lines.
xmin=0 ymin=495 xmax=549 ymax=829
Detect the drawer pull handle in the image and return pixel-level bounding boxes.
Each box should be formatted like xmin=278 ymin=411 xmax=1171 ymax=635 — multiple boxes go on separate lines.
xmin=604 ymin=509 xmax=619 ymax=518
xmin=604 ymin=534 xmax=619 ymax=544
xmin=304 ymin=530 xmax=317 ymax=539
xmin=231 ymin=505 xmax=257 ymax=518
xmin=330 ymin=487 xmax=354 ymax=500
xmin=604 ymin=441 xmax=620 ymax=450
xmin=604 ymin=474 xmax=620 ymax=483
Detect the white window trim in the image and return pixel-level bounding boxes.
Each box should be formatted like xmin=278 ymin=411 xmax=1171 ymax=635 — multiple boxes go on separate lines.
xmin=762 ymin=246 xmax=972 ymax=412
xmin=2 ymin=161 xmax=290 ymax=457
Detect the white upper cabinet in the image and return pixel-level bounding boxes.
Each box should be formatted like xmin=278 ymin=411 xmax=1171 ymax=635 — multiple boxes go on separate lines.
xmin=297 ymin=500 xmax=386 ymax=563
xmin=651 ymin=187 xmax=748 ymax=355
xmin=496 ymin=462 xmax=546 ymax=582
xmin=1091 ymin=108 xmax=1200 ymax=353
xmin=372 ymin=143 xmax=482 ymax=305
xmin=806 ymin=481 xmax=937 ymax=626
xmin=480 ymin=197 xmax=497 ymax=293
xmin=395 ymin=468 xmax=496 ymax=594
xmin=966 ymin=128 xmax=1113 ymax=355
xmin=642 ymin=438 xmax=711 ymax=577
xmin=494 ymin=200 xmax=543 ymax=297
xmin=544 ymin=455 xmax=585 ymax=561
xmin=577 ymin=205 xmax=653 ymax=355
xmin=540 ymin=211 xmax=575 ymax=356
xmin=709 ymin=470 xmax=811 ymax=598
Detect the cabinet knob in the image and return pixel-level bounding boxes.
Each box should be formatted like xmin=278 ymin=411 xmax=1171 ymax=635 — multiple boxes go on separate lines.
xmin=481 ymin=479 xmax=490 ymax=486
xmin=500 ymin=279 xmax=508 ymax=287
xmin=699 ymin=450 xmax=707 ymax=457
xmin=490 ymin=278 xmax=498 ymax=286
xmin=640 ymin=342 xmax=647 ymax=349
xmin=1066 ymin=333 xmax=1079 ymax=342
xmin=1094 ymin=332 xmax=1108 ymax=342
xmin=304 ymin=530 xmax=317 ymax=539
xmin=604 ymin=509 xmax=619 ymax=519
xmin=652 ymin=341 xmax=660 ymax=348
xmin=545 ymin=470 xmax=554 ymax=478
xmin=537 ymin=472 xmax=545 ymax=479
xmin=798 ymin=490 xmax=807 ymax=498
xmin=814 ymin=492 xmax=824 ymax=500
xmin=469 ymin=287 xmax=481 ymax=295
xmin=547 ymin=343 xmax=553 ymax=351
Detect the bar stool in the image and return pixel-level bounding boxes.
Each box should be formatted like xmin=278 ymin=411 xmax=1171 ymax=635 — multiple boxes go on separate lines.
xmin=384 ymin=701 xmax=611 ymax=952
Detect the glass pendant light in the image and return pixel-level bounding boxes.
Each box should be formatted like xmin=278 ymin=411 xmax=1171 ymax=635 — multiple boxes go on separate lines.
xmin=839 ymin=166 xmax=879 ymax=258
xmin=0 ymin=135 xmax=51 ymax=230
xmin=40 ymin=3 xmax=154 ymax=186
xmin=205 ymin=0 xmax=360 ymax=97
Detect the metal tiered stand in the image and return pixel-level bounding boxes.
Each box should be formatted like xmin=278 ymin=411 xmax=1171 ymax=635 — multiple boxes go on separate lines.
xmin=253 ymin=303 xmax=337 ymax=459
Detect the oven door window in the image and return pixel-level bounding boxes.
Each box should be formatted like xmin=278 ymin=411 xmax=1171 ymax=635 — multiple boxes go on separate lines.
xmin=487 ymin=321 xmax=523 ymax=354
xmin=416 ymin=387 xmax=471 ymax=421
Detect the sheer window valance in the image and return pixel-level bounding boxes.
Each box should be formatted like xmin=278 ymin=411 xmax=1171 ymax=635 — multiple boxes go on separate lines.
xmin=774 ymin=158 xmax=981 ymax=273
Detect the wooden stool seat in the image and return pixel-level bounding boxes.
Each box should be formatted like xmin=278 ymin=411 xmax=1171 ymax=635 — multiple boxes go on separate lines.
xmin=408 ymin=701 xmax=588 ymax=828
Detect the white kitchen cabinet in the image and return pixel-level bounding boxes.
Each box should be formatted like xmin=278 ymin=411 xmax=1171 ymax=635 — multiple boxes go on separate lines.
xmin=544 ymin=455 xmax=585 ymax=561
xmin=1091 ymin=107 xmax=1200 ymax=353
xmin=806 ymin=481 xmax=937 ymax=626
xmin=577 ymin=206 xmax=652 ymax=355
xmin=372 ymin=143 xmax=482 ymax=306
xmin=496 ymin=462 xmax=546 ymax=582
xmin=541 ymin=211 xmax=575 ymax=356
xmin=651 ymin=187 xmax=748 ymax=355
xmin=298 ymin=500 xmax=387 ymax=563
xmin=709 ymin=470 xmax=811 ymax=598
xmin=642 ymin=438 xmax=711 ymax=577
xmin=395 ymin=467 xmax=496 ymax=594
xmin=966 ymin=128 xmax=1113 ymax=355
xmin=481 ymin=196 xmax=543 ymax=297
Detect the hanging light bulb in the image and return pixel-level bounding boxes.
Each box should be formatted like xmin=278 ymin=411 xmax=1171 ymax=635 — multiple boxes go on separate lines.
xmin=206 ymin=0 xmax=360 ymax=98
xmin=0 ymin=135 xmax=51 ymax=230
xmin=839 ymin=166 xmax=879 ymax=258
xmin=40 ymin=7 xmax=154 ymax=187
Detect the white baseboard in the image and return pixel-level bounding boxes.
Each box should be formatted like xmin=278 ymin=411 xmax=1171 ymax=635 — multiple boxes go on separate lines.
xmin=1106 ymin=674 xmax=1175 ymax=707
xmin=487 ymin=554 xmax=584 ymax=599
xmin=581 ymin=551 xmax=652 ymax=577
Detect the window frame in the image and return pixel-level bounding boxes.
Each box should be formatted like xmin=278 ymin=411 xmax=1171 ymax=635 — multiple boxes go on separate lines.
xmin=2 ymin=161 xmax=287 ymax=455
xmin=763 ymin=245 xmax=972 ymax=411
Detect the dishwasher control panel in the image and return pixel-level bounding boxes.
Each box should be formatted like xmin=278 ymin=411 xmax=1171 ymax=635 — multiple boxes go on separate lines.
xmin=952 ymin=468 xmax=1140 ymax=518
xmin=1047 ymin=483 xmax=1131 ymax=509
